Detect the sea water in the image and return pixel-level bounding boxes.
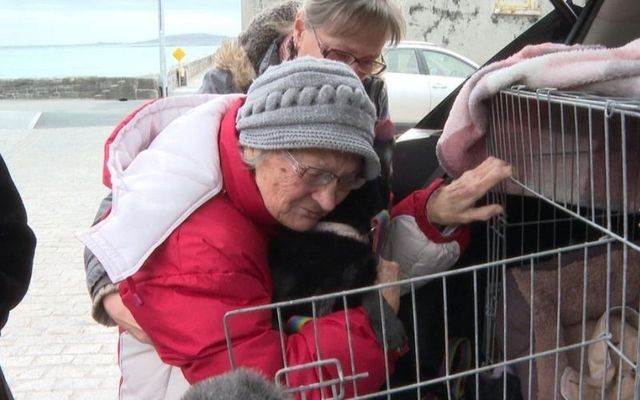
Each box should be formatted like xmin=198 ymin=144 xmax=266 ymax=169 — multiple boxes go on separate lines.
xmin=0 ymin=44 xmax=218 ymax=79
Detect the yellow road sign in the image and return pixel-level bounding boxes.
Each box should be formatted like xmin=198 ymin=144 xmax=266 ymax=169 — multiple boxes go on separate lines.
xmin=172 ymin=48 xmax=186 ymax=62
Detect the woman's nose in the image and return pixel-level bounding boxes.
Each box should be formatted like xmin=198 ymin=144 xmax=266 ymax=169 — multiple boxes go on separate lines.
xmin=310 ymin=182 xmax=339 ymax=212
xmin=350 ymin=64 xmax=368 ymax=81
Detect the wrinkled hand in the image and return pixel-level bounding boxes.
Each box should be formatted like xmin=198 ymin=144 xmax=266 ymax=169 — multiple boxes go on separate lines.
xmin=375 ymin=258 xmax=401 ymax=314
xmin=103 ymin=292 xmax=151 ymax=344
xmin=427 ymin=157 xmax=512 ymax=226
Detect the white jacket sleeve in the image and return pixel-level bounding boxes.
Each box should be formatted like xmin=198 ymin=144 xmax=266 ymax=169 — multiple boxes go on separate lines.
xmin=380 ymin=180 xmax=470 ymax=294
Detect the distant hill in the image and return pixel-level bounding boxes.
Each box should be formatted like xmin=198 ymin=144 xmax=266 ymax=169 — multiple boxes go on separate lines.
xmin=1 ymin=34 xmax=235 ymax=48
xmin=131 ymin=33 xmax=233 ymax=46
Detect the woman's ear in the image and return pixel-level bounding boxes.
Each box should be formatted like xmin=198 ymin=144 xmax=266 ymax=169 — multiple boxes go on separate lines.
xmin=242 ymin=146 xmax=256 ymax=159
xmin=293 ymin=10 xmax=305 ymax=44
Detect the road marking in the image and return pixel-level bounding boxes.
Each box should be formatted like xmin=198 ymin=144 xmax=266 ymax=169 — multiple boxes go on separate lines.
xmin=27 ymin=111 xmax=42 ymax=129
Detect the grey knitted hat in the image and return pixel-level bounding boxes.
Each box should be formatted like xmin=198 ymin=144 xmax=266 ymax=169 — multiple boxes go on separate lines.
xmin=237 ymin=57 xmax=381 ymax=180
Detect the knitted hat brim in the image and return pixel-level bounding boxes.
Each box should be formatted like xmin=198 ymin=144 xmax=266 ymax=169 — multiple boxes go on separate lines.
xmin=237 ymin=57 xmax=380 ymax=180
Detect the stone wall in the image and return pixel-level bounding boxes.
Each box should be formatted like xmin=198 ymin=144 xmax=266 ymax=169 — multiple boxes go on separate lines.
xmin=0 ymin=53 xmax=216 ymax=100
xmin=0 ymin=77 xmax=158 ymax=100
xmin=242 ymin=0 xmax=275 ymax=32
xmin=167 ymin=54 xmax=215 ymax=89
xmin=403 ymin=0 xmax=555 ymax=64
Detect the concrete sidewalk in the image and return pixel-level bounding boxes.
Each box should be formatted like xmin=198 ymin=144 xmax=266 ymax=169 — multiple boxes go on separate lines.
xmin=0 ymin=100 xmax=145 ymax=400
xmin=0 ymin=69 xmax=211 ymax=399
xmin=0 ymin=99 xmax=148 ymax=130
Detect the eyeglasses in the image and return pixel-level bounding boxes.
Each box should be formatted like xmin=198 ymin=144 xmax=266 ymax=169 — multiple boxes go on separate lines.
xmin=285 ymin=151 xmax=366 ymax=191
xmin=311 ymin=27 xmax=387 ymax=76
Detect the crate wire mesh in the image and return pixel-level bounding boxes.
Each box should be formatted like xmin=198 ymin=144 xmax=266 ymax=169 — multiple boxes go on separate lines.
xmin=485 ymin=87 xmax=640 ymax=400
xmin=223 ymin=87 xmax=640 ymax=400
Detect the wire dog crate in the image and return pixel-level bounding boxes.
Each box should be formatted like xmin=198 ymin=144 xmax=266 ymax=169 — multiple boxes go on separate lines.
xmin=223 ymin=88 xmax=640 ymax=400
xmin=484 ymin=88 xmax=640 ymax=400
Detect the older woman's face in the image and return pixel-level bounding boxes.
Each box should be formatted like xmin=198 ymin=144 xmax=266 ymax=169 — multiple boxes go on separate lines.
xmin=293 ymin=13 xmax=387 ymax=81
xmin=254 ymin=149 xmax=363 ymax=231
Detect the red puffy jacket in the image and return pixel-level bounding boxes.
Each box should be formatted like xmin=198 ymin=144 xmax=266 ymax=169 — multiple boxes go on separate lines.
xmin=118 ymin=98 xmax=404 ymax=398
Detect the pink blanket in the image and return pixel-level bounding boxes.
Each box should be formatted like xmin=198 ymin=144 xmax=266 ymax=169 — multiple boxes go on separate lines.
xmin=437 ymin=38 xmax=640 ymax=179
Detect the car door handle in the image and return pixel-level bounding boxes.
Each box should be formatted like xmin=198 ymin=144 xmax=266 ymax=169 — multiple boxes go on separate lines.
xmin=432 ymin=83 xmax=448 ymax=89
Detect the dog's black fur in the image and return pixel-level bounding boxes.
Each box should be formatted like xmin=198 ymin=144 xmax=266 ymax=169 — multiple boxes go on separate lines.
xmin=268 ymin=177 xmax=386 ymax=326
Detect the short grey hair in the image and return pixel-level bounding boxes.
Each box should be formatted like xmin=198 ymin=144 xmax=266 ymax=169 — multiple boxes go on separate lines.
xmin=241 ymin=147 xmax=270 ymax=170
xmin=302 ymin=0 xmax=405 ymax=45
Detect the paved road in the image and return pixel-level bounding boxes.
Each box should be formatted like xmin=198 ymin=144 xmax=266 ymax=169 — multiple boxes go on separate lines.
xmin=0 ymin=98 xmax=153 ymax=400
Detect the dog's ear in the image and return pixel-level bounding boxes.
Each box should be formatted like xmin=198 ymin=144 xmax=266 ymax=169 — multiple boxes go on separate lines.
xmin=322 ymin=125 xmax=394 ymax=235
xmin=325 ymin=179 xmax=387 ymax=235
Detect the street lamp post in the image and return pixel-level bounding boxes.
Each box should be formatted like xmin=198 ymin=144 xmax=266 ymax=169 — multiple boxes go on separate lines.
xmin=157 ymin=0 xmax=168 ymax=97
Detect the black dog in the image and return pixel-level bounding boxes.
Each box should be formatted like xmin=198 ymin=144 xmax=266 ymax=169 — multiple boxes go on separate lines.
xmin=268 ymin=126 xmax=395 ymax=328
xmin=268 ymin=178 xmax=385 ymax=327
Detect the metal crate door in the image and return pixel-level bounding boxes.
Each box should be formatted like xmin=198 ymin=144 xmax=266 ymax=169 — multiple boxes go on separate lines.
xmin=483 ymin=87 xmax=640 ymax=400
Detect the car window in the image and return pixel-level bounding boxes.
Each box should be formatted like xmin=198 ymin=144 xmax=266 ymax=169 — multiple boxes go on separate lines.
xmin=384 ymin=48 xmax=420 ymax=75
xmin=422 ymin=50 xmax=476 ymax=78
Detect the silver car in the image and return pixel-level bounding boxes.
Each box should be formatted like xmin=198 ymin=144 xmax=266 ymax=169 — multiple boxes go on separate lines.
xmin=383 ymin=41 xmax=478 ymax=130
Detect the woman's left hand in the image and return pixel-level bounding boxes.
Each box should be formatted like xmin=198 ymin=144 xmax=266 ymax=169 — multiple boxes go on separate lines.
xmin=426 ymin=157 xmax=512 ymax=226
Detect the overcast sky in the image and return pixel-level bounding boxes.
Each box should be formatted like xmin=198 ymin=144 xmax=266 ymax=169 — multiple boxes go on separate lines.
xmin=0 ymin=0 xmax=241 ymax=46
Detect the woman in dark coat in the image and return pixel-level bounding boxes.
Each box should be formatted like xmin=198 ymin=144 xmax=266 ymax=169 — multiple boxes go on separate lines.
xmin=0 ymin=154 xmax=36 ymax=400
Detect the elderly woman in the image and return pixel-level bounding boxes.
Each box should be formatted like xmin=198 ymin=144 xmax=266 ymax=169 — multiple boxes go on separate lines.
xmin=85 ymin=0 xmax=405 ymax=335
xmin=81 ymin=58 xmax=510 ymax=399
xmin=85 ymin=0 xmax=508 ymax=338
xmin=82 ymin=59 xmax=410 ymax=399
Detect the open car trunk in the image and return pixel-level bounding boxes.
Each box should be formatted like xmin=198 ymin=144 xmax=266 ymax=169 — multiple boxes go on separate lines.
xmin=392 ymin=0 xmax=640 ymax=201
